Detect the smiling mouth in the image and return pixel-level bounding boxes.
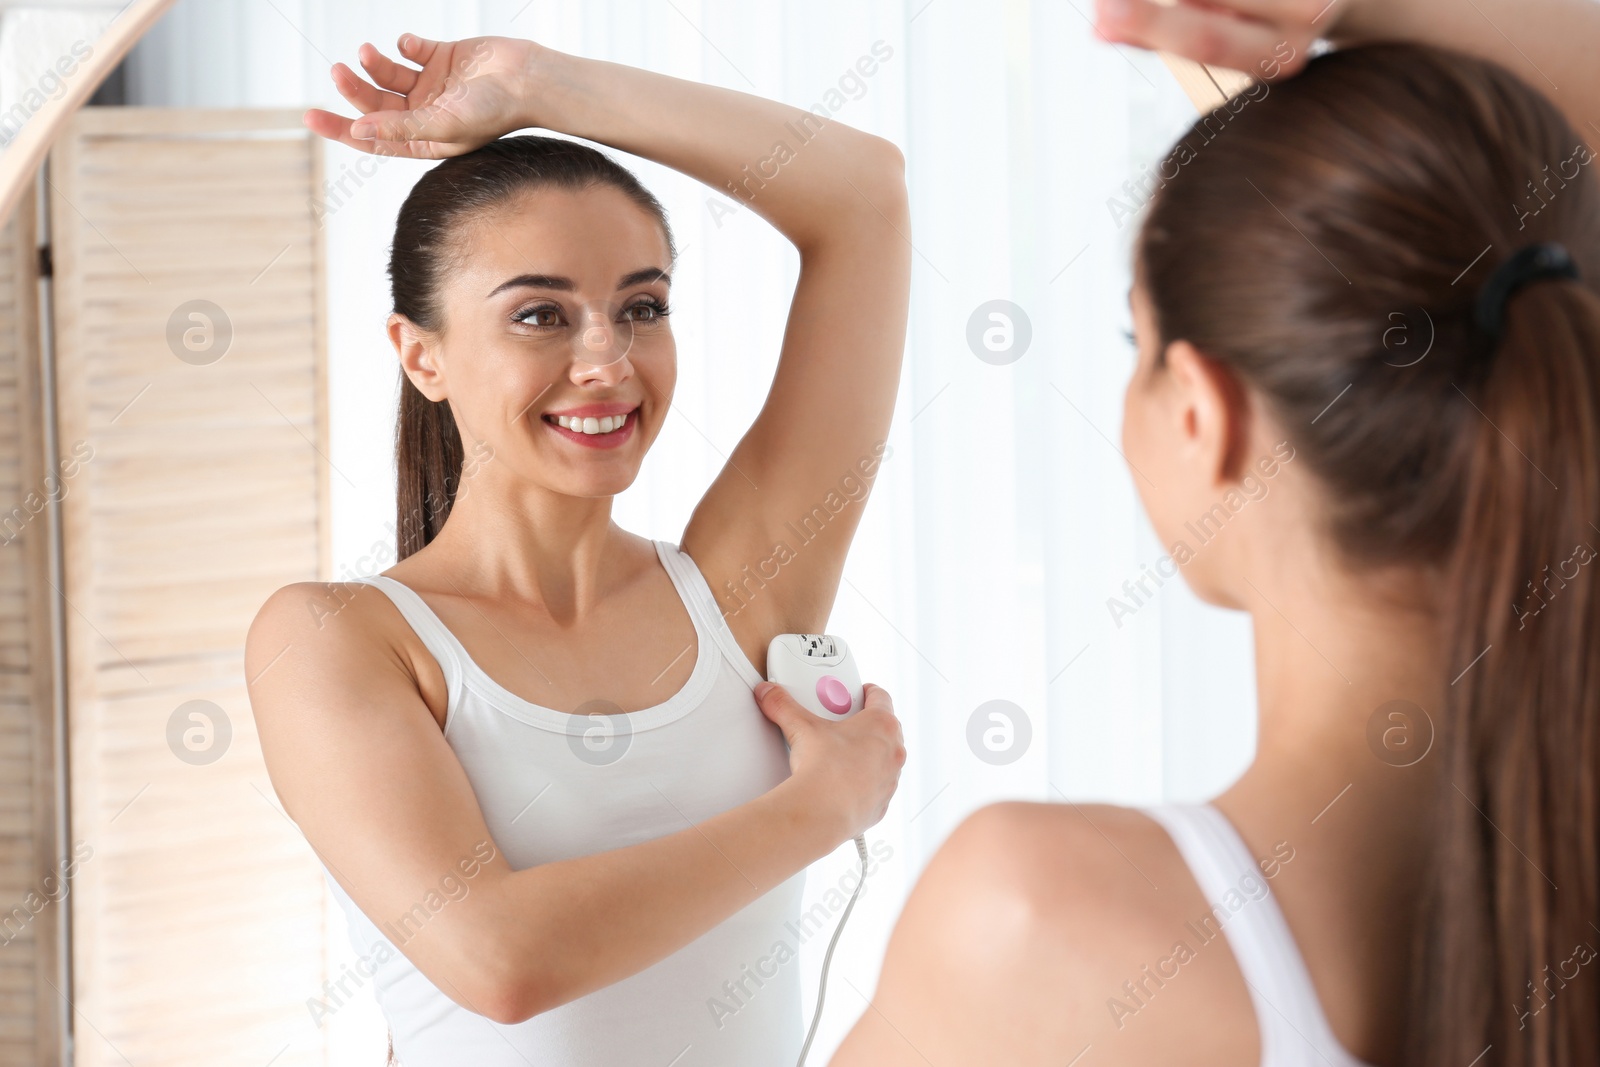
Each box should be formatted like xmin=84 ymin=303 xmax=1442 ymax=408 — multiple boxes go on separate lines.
xmin=540 ymin=407 xmax=638 ymax=436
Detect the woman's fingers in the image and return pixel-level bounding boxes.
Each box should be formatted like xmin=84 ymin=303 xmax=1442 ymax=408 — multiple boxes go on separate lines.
xmin=301 ymin=107 xmax=348 ymax=143
xmin=751 ymin=682 xmax=815 ymax=750
xmin=1095 ymin=0 xmax=1313 ymax=78
xmin=358 ymin=41 xmax=421 ymax=96
xmin=346 ymin=107 xmax=483 ymax=158
xmin=301 ymin=108 xmax=434 ymax=159
xmin=350 ymin=106 xmax=443 ymax=143
xmin=302 ymin=107 xmax=388 ymax=155
xmin=1160 ymin=0 xmax=1332 ymax=22
xmin=860 ymin=684 xmax=905 ymax=752
xmin=331 ymin=61 xmax=404 ymax=115
xmin=397 ymin=32 xmax=444 ymax=70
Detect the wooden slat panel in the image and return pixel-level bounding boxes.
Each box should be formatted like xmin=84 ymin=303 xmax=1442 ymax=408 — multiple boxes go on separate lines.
xmin=50 ymin=108 xmax=328 ymax=1067
xmin=0 ymin=172 xmax=61 ymax=1067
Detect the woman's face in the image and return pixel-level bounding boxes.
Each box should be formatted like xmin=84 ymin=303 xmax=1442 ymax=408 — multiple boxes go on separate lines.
xmin=396 ymin=183 xmax=676 ymax=501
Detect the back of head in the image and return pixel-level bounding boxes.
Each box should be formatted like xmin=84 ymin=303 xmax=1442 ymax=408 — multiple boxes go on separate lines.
xmin=1137 ymin=44 xmax=1600 ymax=1065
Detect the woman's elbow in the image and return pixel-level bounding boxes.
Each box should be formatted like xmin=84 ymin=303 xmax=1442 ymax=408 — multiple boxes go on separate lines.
xmin=858 ymin=134 xmax=907 ymax=203
xmin=466 ymin=958 xmax=559 ymax=1026
xmin=440 ymin=921 xmax=563 ymax=1025
xmin=867 ymin=134 xmax=905 ymax=179
xmin=482 ymin=991 xmax=547 ymax=1027
xmin=475 ymin=985 xmax=533 ymax=1027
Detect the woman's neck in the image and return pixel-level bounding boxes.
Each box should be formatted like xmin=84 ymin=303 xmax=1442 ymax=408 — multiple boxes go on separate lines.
xmin=1221 ymin=558 xmax=1445 ymax=829
xmin=407 ymin=479 xmax=628 ymax=621
xmin=1212 ymin=558 xmax=1446 ymax=1060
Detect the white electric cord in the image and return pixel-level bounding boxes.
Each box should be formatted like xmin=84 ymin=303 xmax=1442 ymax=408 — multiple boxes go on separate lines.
xmin=795 ymin=833 xmax=869 ymax=1067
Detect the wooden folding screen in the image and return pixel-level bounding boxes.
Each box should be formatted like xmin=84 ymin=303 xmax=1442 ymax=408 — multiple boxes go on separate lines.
xmin=47 ymin=107 xmax=328 ymax=1067
xmin=0 ymin=179 xmax=65 ymax=1067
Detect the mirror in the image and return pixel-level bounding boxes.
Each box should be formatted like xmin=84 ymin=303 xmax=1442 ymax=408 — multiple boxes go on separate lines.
xmin=0 ymin=4 xmax=1236 ymax=1064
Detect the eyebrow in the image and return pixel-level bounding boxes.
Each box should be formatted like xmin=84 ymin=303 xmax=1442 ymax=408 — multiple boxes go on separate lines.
xmin=487 ymin=267 xmax=670 ymax=298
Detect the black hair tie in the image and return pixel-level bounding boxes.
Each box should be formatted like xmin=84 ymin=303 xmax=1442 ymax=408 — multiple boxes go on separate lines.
xmin=1474 ymin=241 xmax=1581 ymax=342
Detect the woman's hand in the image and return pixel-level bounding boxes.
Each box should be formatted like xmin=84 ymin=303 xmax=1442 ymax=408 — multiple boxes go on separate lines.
xmin=1091 ymin=0 xmax=1356 ymax=79
xmin=303 ymin=33 xmax=543 ymax=158
xmin=755 ymin=681 xmax=907 ymax=843
xmin=1091 ymin=0 xmax=1598 ymax=148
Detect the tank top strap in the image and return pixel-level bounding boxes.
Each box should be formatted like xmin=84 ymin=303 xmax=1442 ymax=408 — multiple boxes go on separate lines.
xmin=349 ymin=574 xmax=467 ymax=700
xmin=1140 ymin=803 xmax=1370 ymax=1067
xmin=652 ymin=540 xmax=766 ymax=689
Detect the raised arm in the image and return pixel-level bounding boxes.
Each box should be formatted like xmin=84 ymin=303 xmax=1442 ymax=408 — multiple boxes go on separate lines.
xmin=518 ymin=42 xmax=910 ymax=652
xmin=1328 ymin=0 xmax=1599 ymax=140
xmin=1094 ymin=0 xmax=1600 ymax=142
xmin=305 ymin=33 xmax=912 ymax=665
xmin=246 ymin=583 xmax=903 ymax=1023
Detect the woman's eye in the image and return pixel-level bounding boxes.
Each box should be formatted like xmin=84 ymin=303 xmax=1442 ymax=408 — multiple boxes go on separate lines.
xmin=513 ymin=305 xmax=564 ymax=328
xmin=1120 ymin=327 xmax=1137 ymax=349
xmin=623 ymin=300 xmax=671 ymax=324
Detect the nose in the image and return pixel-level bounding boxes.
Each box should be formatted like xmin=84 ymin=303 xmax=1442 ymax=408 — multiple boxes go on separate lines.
xmin=570 ymin=322 xmax=632 ymax=387
xmin=573 ymin=308 xmax=632 ymax=367
xmin=579 ymin=309 xmax=613 ymax=357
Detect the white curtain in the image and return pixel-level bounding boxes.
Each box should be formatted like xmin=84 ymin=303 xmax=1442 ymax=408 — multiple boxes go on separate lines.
xmin=127 ymin=1 xmax=1256 ymax=1060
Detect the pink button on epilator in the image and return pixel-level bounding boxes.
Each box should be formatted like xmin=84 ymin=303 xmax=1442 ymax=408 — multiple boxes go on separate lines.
xmin=817 ymin=675 xmax=853 ymax=715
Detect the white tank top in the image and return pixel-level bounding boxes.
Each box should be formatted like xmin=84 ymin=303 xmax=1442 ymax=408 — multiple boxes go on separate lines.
xmin=321 ymin=539 xmax=806 ymax=1066
xmin=1141 ymin=804 xmax=1375 ymax=1067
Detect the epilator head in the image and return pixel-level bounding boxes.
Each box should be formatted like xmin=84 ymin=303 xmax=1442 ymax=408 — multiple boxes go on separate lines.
xmin=765 ymin=634 xmax=864 ymax=719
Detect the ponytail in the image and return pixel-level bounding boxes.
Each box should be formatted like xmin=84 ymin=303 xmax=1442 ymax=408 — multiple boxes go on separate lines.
xmin=1422 ymin=278 xmax=1600 ymax=1066
xmin=396 ymin=376 xmax=463 ymax=561
xmin=1134 ymin=42 xmax=1600 ymax=1064
xmin=383 ymin=135 xmax=675 ymax=561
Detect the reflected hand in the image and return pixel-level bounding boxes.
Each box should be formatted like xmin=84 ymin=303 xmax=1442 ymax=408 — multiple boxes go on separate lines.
xmin=1091 ymin=0 xmax=1352 ymax=80
xmin=303 ymin=33 xmax=542 ymax=159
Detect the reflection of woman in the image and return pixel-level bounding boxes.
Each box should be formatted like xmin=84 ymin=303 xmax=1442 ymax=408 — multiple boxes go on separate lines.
xmin=833 ymin=2 xmax=1600 ymax=1066
xmin=245 ymin=34 xmax=907 ymax=1066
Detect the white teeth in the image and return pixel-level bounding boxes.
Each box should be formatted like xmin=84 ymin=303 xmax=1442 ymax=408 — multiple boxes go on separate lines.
xmin=553 ymin=412 xmax=630 ymax=434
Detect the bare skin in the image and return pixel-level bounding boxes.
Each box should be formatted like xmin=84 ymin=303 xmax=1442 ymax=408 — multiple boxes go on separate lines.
xmin=246 ymin=37 xmax=908 ymax=1024
xmin=830 ymin=1 xmax=1599 ymax=1064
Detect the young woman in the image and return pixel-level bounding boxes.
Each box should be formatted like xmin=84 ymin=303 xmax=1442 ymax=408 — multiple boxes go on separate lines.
xmin=830 ymin=1 xmax=1600 ymax=1066
xmin=245 ymin=35 xmax=908 ymax=1066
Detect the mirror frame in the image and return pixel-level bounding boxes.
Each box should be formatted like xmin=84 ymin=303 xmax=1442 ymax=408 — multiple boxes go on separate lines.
xmin=0 ymin=0 xmax=177 ymax=228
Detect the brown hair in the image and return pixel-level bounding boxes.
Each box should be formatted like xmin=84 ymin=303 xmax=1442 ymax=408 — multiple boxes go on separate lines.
xmin=1136 ymin=44 xmax=1600 ymax=1065
xmin=386 ymin=134 xmax=675 ymax=561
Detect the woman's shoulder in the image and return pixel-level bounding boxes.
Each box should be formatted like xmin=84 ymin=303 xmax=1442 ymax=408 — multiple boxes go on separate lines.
xmin=917 ymin=800 xmax=1207 ymax=965
xmin=248 ymin=578 xmax=398 ymax=652
xmin=246 ymin=578 xmax=450 ymax=733
xmin=246 ymin=579 xmax=430 ymax=697
xmin=847 ymin=800 xmax=1258 ymax=1066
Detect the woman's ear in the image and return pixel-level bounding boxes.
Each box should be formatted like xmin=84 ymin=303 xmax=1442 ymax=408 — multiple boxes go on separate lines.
xmin=389 ymin=313 xmax=447 ymax=401
xmin=1163 ymin=338 xmax=1251 ymax=491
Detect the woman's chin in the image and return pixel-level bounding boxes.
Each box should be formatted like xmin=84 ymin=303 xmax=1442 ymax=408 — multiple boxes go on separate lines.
xmin=553 ymin=468 xmax=642 ymax=501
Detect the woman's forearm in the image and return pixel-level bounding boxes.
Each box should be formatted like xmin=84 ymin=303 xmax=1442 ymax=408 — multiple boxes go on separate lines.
xmin=463 ymin=776 xmax=838 ymax=1023
xmin=523 ymin=44 xmax=904 ymax=253
xmin=1330 ymin=0 xmax=1598 ymax=138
